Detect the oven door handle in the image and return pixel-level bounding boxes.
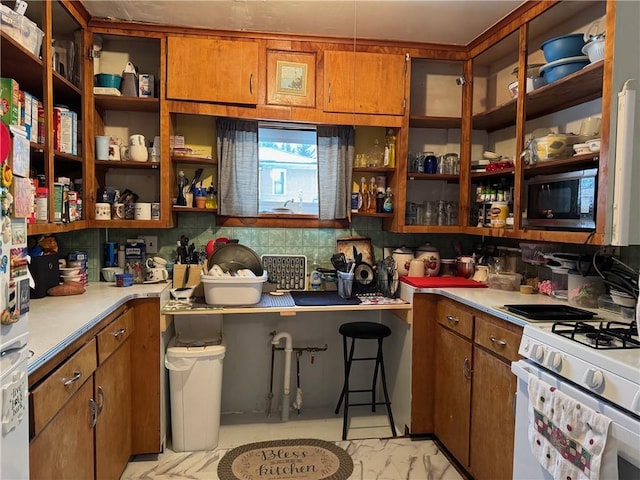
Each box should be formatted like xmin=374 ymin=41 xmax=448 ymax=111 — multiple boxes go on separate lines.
xmin=511 ymin=359 xmax=536 ymax=380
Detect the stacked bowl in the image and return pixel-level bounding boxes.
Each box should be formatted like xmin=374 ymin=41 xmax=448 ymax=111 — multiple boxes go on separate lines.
xmin=540 ymin=33 xmax=589 ymax=84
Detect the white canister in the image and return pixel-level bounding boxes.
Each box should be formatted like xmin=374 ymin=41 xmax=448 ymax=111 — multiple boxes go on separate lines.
xmin=408 ymin=259 xmax=425 ymax=277
xmin=95 ymin=202 xmax=111 ymax=220
xmin=134 ymin=202 xmax=152 ymax=220
xmin=392 ymin=246 xmax=414 ymax=276
xmin=415 ymin=242 xmax=441 ymax=276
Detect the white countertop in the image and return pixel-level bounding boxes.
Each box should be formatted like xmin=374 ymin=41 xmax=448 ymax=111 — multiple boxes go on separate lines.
xmin=27 ymin=280 xmax=623 ymax=377
xmin=27 ymin=282 xmax=170 ymax=375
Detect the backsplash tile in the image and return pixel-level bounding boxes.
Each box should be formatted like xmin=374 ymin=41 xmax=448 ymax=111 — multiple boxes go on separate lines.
xmin=52 ymin=213 xmax=640 ymax=283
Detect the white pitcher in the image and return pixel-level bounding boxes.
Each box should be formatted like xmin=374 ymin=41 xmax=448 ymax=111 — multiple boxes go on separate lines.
xmin=129 ymin=134 xmax=146 ymax=147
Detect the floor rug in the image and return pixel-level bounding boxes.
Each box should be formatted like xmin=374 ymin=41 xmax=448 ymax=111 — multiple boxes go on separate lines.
xmin=217 ymin=438 xmax=354 ymax=480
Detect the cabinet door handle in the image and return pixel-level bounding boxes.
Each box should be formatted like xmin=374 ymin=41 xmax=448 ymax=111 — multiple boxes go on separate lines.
xmin=249 ymin=73 xmax=253 ymax=95
xmin=112 ymin=327 xmax=126 ymax=339
xmin=490 ymin=335 xmax=507 ymax=346
xmin=62 ymin=370 xmax=82 ymax=387
xmin=97 ymin=386 xmax=105 ymax=415
xmin=328 ymin=82 xmax=332 ymax=103
xmin=462 ymin=357 xmax=472 ymax=379
xmin=446 ymin=315 xmax=460 ymax=324
xmin=89 ymin=399 xmax=98 ymax=428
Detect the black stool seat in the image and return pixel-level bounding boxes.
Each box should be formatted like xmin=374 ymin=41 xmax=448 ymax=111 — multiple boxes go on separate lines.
xmin=338 ymin=321 xmax=391 ymax=339
xmin=335 ymin=321 xmax=397 ymax=440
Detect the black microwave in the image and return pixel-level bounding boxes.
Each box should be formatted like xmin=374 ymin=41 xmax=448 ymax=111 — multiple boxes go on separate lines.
xmin=524 ymin=168 xmax=597 ymax=230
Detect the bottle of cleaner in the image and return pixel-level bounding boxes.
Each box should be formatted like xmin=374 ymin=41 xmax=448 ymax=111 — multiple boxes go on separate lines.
xmin=383 ymin=187 xmax=393 ymax=213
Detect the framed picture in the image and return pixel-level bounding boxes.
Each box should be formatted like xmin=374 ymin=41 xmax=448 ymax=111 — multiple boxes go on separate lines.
xmin=267 ymin=50 xmax=316 ymax=107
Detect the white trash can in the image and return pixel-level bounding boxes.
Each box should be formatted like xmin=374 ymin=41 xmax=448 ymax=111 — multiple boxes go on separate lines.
xmin=165 ymin=338 xmax=225 ymax=452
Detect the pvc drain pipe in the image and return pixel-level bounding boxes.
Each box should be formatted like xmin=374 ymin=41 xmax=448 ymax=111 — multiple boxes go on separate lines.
xmin=272 ymin=331 xmax=292 ymax=422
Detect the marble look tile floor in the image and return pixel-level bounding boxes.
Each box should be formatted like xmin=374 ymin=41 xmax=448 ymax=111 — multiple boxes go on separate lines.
xmin=121 ymin=409 xmax=463 ymax=479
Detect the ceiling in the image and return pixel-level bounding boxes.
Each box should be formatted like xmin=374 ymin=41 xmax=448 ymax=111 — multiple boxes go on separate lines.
xmin=80 ymin=0 xmax=525 ymax=45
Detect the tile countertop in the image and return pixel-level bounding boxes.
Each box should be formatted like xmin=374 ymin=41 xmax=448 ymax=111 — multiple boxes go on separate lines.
xmin=27 ymin=282 xmax=171 ymax=375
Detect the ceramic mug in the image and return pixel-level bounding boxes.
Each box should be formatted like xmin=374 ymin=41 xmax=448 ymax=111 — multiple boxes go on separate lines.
xmin=95 ymin=136 xmax=110 ymax=160
xmin=95 ymin=202 xmax=111 ymax=220
xmin=128 ymin=145 xmax=148 ymax=162
xmin=408 ymin=258 xmax=425 ymax=277
xmin=108 ymin=140 xmax=120 ymax=160
xmin=146 ymin=267 xmax=168 ymax=282
xmin=112 ymin=203 xmax=125 ymax=219
xmin=129 ymin=134 xmax=146 ymax=146
xmin=134 ymin=202 xmax=152 ymax=220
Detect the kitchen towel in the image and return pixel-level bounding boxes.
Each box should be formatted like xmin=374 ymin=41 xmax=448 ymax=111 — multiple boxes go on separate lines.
xmin=399 ymin=276 xmax=488 ymax=288
xmin=527 ymin=375 xmax=617 ymax=480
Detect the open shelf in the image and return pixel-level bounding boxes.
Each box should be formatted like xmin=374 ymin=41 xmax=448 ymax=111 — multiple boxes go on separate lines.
xmin=409 ymin=116 xmax=462 ymax=129
xmin=94 ymin=95 xmax=160 ymax=112
xmin=171 ymin=155 xmax=217 ymax=165
xmin=473 ymin=61 xmax=604 ymax=132
xmin=524 ymin=153 xmax=599 ymax=177
xmin=407 ymin=173 xmax=459 ymax=182
xmin=0 ymin=32 xmax=43 ymax=97
xmin=95 ymin=160 xmax=160 ymax=169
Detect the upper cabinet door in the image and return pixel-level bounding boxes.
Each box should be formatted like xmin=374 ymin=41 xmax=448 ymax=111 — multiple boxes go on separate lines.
xmin=166 ymin=36 xmax=259 ymax=105
xmin=324 ymin=51 xmax=406 ymax=115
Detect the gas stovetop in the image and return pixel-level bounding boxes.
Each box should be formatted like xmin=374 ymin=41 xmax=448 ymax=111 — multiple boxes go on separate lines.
xmin=551 ymin=320 xmax=639 ymax=350
xmin=519 ymin=320 xmax=640 ymax=415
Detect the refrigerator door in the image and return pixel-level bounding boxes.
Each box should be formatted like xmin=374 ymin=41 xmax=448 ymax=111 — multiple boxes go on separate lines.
xmin=1 ymin=345 xmax=29 ymax=479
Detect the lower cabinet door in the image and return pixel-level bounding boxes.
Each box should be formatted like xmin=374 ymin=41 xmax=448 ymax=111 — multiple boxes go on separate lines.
xmin=30 ymin=379 xmax=95 ymax=480
xmin=94 ymin=339 xmax=132 ymax=480
xmin=470 ymin=346 xmax=516 ymax=480
xmin=434 ymin=325 xmax=472 ymax=466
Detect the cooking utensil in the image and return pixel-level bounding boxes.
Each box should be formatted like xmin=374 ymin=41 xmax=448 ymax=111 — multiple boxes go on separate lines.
xmin=331 ymin=253 xmax=348 ymax=272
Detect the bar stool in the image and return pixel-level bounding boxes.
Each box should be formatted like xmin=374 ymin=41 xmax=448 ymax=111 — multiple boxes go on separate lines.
xmin=334 ymin=321 xmax=397 ymax=440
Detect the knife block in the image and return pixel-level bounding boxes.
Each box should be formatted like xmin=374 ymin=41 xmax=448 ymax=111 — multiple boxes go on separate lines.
xmin=173 ymin=263 xmax=204 ymax=297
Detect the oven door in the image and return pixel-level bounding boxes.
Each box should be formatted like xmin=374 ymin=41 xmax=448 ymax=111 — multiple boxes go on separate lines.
xmin=511 ymin=360 xmax=640 ymax=479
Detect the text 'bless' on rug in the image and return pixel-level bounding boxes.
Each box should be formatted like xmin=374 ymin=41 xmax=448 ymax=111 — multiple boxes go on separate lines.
xmin=217 ymin=438 xmax=354 ymax=480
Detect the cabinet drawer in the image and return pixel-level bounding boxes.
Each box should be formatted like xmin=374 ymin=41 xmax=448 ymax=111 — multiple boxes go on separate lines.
xmin=474 ymin=318 xmax=522 ymax=362
xmin=97 ymin=308 xmax=135 ymax=364
xmin=31 ymin=338 xmax=97 ymax=436
xmin=437 ymin=299 xmax=474 ymax=339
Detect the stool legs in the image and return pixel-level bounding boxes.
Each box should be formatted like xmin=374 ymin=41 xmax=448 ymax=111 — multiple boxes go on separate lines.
xmin=335 ymin=335 xmax=396 ymax=440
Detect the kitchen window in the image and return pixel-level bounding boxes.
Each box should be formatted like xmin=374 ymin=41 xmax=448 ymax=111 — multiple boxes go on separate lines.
xmin=258 ymin=123 xmax=318 ymax=215
xmin=216 ymin=118 xmax=354 ymax=222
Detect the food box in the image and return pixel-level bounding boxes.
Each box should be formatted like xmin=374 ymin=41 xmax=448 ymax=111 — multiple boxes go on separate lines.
xmin=0 ymin=5 xmax=44 ymax=56
xmin=200 ymin=272 xmax=268 ymax=306
xmin=1 ymin=77 xmax=19 ymax=125
xmin=124 ymin=239 xmax=146 ymax=284
xmin=138 ymin=74 xmax=154 ymax=98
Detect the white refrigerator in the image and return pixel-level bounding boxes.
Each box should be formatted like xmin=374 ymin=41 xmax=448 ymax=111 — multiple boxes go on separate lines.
xmin=0 ymin=123 xmax=31 ymax=479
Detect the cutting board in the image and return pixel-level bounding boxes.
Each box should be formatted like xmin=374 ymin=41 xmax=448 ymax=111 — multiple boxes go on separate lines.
xmin=400 ymin=276 xmax=488 ymax=288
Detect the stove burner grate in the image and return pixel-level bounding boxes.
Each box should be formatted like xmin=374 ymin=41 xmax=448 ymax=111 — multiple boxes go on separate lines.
xmin=552 ymin=321 xmax=640 ymax=349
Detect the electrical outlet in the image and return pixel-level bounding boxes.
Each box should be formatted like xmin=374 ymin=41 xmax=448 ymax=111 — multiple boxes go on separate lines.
xmin=599 ymin=246 xmax=620 ymax=257
xmin=142 ymin=236 xmax=158 ymax=254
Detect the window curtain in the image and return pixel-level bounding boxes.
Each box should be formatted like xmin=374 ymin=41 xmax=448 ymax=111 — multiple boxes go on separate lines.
xmin=216 ymin=118 xmax=259 ymax=217
xmin=317 ymin=125 xmax=355 ymax=220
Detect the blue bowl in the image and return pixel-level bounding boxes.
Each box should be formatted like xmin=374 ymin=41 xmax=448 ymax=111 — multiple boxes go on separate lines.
xmin=540 ymin=57 xmax=589 ymax=84
xmin=540 ymin=33 xmax=585 ymax=62
xmin=94 ymin=73 xmax=122 ymax=90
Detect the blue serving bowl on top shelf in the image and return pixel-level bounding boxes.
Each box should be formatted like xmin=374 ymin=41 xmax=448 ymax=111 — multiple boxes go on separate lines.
xmin=94 ymin=73 xmax=122 ymax=90
xmin=540 ymin=56 xmax=590 ymax=84
xmin=540 ymin=33 xmax=586 ymax=62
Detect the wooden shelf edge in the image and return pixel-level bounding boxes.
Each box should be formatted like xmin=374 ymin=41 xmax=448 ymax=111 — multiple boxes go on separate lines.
xmin=172 ymin=207 xmax=217 ymax=213
xmin=95 ymin=160 xmax=160 ymax=169
xmin=94 ymin=95 xmax=160 ymax=112
xmin=27 ymin=220 xmax=89 ymax=236
xmin=171 ymin=155 xmax=217 ymax=165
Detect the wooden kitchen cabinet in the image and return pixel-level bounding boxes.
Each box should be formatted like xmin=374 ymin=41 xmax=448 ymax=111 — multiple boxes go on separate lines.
xmin=29 ymin=339 xmax=97 ymax=480
xmin=1 ymin=1 xmax=89 ymax=236
xmin=433 ymin=299 xmax=473 ymax=467
xmin=469 ymin=314 xmax=522 ymax=480
xmin=87 ymin=30 xmax=170 ymax=228
xmin=94 ymin=308 xmax=135 ymax=480
xmin=167 ymin=36 xmax=259 ymax=105
xmin=29 ymin=300 xmax=161 ymax=479
xmin=323 ymin=50 xmax=407 ymax=115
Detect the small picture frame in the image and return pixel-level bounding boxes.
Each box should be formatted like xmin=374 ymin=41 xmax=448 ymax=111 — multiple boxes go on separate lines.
xmin=267 ymin=50 xmax=316 ymax=107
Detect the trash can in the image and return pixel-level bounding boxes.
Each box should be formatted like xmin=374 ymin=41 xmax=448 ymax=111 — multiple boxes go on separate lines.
xmin=165 ymin=337 xmax=225 ymax=452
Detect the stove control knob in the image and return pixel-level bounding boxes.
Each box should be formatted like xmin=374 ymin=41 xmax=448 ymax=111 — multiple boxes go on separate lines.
xmin=547 ymin=351 xmax=563 ymax=371
xmin=582 ymin=369 xmax=604 ymax=390
xmin=530 ymin=344 xmax=545 ymax=362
